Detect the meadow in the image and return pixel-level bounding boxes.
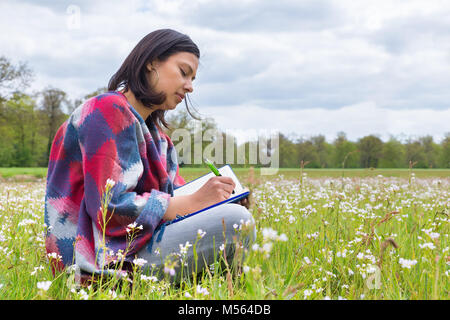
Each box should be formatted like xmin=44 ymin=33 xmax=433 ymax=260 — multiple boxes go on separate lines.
xmin=0 ymin=167 xmax=448 ymax=300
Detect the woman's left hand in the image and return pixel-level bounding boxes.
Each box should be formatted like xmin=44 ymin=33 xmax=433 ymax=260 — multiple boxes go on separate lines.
xmin=236 ymin=189 xmax=251 ymax=209
xmin=237 ymin=196 xmax=250 ymax=209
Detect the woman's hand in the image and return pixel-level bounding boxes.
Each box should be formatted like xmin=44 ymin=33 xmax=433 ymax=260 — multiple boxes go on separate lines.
xmin=236 ymin=188 xmax=251 ymax=209
xmin=191 ymin=176 xmax=236 ymax=209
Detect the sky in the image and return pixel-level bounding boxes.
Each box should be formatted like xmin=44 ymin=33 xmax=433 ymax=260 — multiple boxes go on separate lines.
xmin=1 ymin=0 xmax=449 ymax=144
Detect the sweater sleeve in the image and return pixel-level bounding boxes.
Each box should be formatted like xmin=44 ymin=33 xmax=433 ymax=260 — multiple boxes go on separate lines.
xmin=77 ymin=95 xmax=171 ymax=255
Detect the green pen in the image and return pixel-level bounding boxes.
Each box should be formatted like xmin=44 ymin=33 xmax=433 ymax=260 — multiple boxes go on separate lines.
xmin=204 ymin=157 xmax=235 ymax=194
xmin=204 ymin=157 xmax=221 ymax=176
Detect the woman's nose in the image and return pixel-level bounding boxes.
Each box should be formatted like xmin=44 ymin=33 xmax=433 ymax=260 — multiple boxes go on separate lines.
xmin=184 ymin=79 xmax=194 ymax=93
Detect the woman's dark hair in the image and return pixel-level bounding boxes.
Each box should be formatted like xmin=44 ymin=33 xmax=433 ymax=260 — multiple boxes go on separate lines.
xmin=108 ymin=29 xmax=200 ymax=129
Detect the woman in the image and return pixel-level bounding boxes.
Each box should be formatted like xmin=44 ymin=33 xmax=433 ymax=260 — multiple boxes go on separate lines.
xmin=45 ymin=29 xmax=255 ymax=284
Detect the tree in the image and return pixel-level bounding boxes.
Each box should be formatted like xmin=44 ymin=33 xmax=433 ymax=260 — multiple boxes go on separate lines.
xmin=404 ymin=138 xmax=427 ymax=168
xmin=297 ymin=138 xmax=320 ymax=168
xmin=438 ymin=133 xmax=450 ymax=168
xmin=40 ymin=87 xmax=69 ymax=164
xmin=379 ymin=136 xmax=405 ymax=168
xmin=358 ymin=135 xmax=383 ymax=168
xmin=332 ymin=132 xmax=359 ymax=168
xmin=0 ymin=56 xmax=33 ymax=100
xmin=310 ymin=135 xmax=333 ymax=168
xmin=278 ymin=133 xmax=299 ymax=167
xmin=419 ymin=135 xmax=440 ymax=168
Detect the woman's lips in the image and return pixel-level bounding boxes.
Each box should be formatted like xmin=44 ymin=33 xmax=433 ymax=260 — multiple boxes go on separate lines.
xmin=176 ymin=93 xmax=184 ymax=102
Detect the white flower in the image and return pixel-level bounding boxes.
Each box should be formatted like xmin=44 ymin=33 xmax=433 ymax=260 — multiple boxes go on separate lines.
xmin=141 ymin=275 xmax=158 ymax=282
xmin=419 ymin=242 xmax=436 ymax=250
xmin=262 ymin=242 xmax=273 ymax=254
xmin=278 ymin=233 xmax=288 ymax=241
xmin=303 ymin=256 xmax=311 ymax=264
xmin=47 ymin=252 xmax=62 ymax=261
xmin=197 ymin=229 xmax=206 ymax=239
xmin=37 ymin=281 xmax=52 ymax=291
xmin=106 ymin=178 xmax=116 ymax=189
xmin=251 ymin=243 xmax=260 ymax=251
xmin=184 ymin=292 xmax=192 ymax=298
xmin=243 ymin=265 xmax=251 ymax=274
xmin=164 ymin=266 xmax=176 ymax=276
xmin=179 ymin=241 xmax=192 ymax=255
xmin=262 ymin=228 xmax=278 ymax=241
xmin=196 ymin=285 xmax=209 ymax=296
xmin=30 ymin=266 xmax=45 ymax=276
xmin=399 ymin=258 xmax=418 ymax=269
xmin=126 ymin=222 xmax=143 ymax=234
xmin=219 ymin=243 xmax=225 ymax=252
xmin=132 ymin=258 xmax=147 ymax=267
xmin=303 ymin=289 xmax=313 ymax=298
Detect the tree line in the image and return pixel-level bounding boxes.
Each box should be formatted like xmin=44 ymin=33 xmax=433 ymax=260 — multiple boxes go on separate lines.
xmin=0 ymin=55 xmax=449 ymax=168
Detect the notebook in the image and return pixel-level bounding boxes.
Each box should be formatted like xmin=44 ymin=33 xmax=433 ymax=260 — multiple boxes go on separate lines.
xmin=166 ymin=165 xmax=250 ymax=225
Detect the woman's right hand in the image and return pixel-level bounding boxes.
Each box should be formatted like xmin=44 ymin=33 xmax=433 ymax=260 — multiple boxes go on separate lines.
xmin=191 ymin=176 xmax=236 ymax=210
xmin=163 ymin=176 xmax=236 ymax=221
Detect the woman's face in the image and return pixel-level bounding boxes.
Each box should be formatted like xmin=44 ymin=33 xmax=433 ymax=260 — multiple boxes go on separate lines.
xmin=147 ymin=51 xmax=199 ymax=111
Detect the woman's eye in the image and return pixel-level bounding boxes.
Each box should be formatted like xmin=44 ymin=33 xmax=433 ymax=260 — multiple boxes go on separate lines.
xmin=180 ymin=68 xmax=187 ymax=76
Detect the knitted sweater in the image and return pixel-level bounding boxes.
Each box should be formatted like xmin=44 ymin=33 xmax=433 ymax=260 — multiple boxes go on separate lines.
xmin=44 ymin=91 xmax=185 ymax=276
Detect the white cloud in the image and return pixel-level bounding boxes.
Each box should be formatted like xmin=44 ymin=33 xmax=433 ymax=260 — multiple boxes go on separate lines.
xmin=1 ymin=0 xmax=449 ymax=143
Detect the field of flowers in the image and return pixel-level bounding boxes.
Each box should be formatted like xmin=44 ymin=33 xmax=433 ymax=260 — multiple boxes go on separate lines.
xmin=0 ymin=170 xmax=448 ymax=300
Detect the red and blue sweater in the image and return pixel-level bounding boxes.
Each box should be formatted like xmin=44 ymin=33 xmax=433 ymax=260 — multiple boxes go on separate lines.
xmin=44 ymin=91 xmax=185 ymax=276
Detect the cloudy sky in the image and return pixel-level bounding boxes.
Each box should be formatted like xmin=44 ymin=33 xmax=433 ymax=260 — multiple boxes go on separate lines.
xmin=1 ymin=0 xmax=449 ymax=144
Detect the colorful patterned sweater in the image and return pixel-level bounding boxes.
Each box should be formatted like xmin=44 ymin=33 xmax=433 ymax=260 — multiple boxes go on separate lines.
xmin=44 ymin=91 xmax=185 ymax=276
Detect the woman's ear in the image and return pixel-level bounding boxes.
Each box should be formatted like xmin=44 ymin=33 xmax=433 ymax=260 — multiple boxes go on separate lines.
xmin=146 ymin=59 xmax=161 ymax=72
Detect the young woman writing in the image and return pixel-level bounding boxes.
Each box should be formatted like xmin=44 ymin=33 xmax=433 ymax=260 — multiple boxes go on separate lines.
xmin=45 ymin=29 xmax=255 ymax=283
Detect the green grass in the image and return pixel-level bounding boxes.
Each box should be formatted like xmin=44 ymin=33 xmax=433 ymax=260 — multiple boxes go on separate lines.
xmin=0 ymin=167 xmax=47 ymax=179
xmin=1 ymin=167 xmax=448 ymax=182
xmin=0 ymin=167 xmax=448 ymax=300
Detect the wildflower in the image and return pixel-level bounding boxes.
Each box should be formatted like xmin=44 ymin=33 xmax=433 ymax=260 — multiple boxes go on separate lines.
xmin=197 ymin=229 xmax=206 ymax=239
xmin=30 ymin=266 xmax=45 ymax=276
xmin=196 ymin=285 xmax=209 ymax=296
xmin=262 ymin=242 xmax=273 ymax=256
xmin=47 ymin=252 xmax=62 ymax=261
xmin=132 ymin=258 xmax=147 ymax=267
xmin=243 ymin=265 xmax=251 ymax=274
xmin=141 ymin=275 xmax=158 ymax=282
xmin=179 ymin=241 xmax=192 ymax=255
xmin=251 ymin=243 xmax=260 ymax=251
xmin=37 ymin=281 xmax=52 ymax=292
xmin=219 ymin=243 xmax=225 ymax=252
xmin=303 ymin=289 xmax=313 ymax=299
xmin=164 ymin=266 xmax=176 ymax=276
xmin=303 ymin=256 xmax=311 ymax=265
xmin=399 ymin=258 xmax=418 ymax=269
xmin=185 ymin=292 xmax=192 ymax=298
xmin=106 ymin=178 xmax=116 ymax=189
xmin=262 ymin=228 xmax=278 ymax=241
xmin=419 ymin=242 xmax=436 ymax=250
xmin=126 ymin=222 xmax=143 ymax=234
